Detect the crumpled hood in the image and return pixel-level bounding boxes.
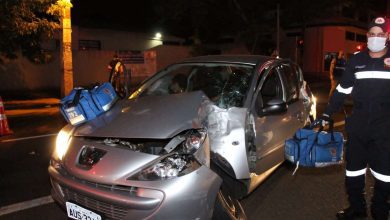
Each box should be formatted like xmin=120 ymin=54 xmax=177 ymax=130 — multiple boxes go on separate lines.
xmin=74 ymin=91 xmax=208 ymax=139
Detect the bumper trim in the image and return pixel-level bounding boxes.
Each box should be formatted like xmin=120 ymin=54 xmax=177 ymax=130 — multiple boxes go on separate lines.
xmin=49 ymin=166 xmax=162 ymax=210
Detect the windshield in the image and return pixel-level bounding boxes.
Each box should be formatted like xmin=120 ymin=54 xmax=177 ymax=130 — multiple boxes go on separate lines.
xmin=133 ymin=63 xmax=255 ymax=109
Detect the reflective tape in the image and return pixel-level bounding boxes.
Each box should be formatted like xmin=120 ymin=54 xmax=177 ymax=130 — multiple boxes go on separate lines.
xmin=355 ymin=71 xmax=390 ymax=79
xmin=346 ymin=168 xmax=366 ymax=177
xmin=336 ymin=85 xmax=353 ymax=94
xmin=370 ymin=168 xmax=390 ymax=182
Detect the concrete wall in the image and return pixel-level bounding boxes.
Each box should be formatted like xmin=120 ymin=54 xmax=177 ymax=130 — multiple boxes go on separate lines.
xmin=303 ymin=27 xmax=324 ymax=76
xmin=0 ymin=46 xmax=191 ymax=96
xmin=153 ymin=45 xmax=192 ymax=72
xmin=0 ymin=54 xmax=61 ymax=91
xmin=0 ymin=26 xmax=186 ymax=97
xmin=302 ymin=25 xmax=366 ymax=77
xmin=73 ymin=27 xmax=167 ymax=51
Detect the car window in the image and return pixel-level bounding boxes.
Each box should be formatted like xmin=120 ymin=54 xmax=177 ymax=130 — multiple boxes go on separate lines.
xmin=291 ymin=63 xmax=304 ymax=87
xmin=277 ymin=64 xmax=299 ymax=103
xmin=260 ymin=68 xmax=283 ymax=106
xmin=137 ymin=63 xmax=255 ymax=109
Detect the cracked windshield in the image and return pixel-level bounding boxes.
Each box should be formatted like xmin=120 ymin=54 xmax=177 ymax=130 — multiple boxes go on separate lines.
xmin=136 ymin=63 xmax=255 ymax=109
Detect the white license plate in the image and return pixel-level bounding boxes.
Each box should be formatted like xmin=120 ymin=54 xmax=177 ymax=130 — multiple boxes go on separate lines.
xmin=66 ymin=202 xmax=102 ymax=220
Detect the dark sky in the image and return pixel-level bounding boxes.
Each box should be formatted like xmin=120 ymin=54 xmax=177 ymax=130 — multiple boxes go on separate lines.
xmin=71 ymin=0 xmax=160 ymax=32
xmin=71 ymin=0 xmax=389 ymax=37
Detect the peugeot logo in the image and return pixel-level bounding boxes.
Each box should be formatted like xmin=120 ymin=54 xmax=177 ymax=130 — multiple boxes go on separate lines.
xmin=78 ymin=146 xmax=106 ymax=168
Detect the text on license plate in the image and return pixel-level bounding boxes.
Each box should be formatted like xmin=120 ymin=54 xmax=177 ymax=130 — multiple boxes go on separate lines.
xmin=66 ymin=202 xmax=102 ymax=220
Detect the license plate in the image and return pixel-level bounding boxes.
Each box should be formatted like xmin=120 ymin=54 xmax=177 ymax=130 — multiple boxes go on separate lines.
xmin=66 ymin=202 xmax=102 ymax=220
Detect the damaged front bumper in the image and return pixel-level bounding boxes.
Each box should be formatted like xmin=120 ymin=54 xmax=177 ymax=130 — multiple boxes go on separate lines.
xmin=49 ymin=163 xmax=222 ymax=220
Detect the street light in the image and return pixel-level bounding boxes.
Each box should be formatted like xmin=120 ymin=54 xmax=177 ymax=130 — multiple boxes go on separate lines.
xmin=58 ymin=0 xmax=73 ymax=97
xmin=154 ymin=32 xmax=162 ymax=40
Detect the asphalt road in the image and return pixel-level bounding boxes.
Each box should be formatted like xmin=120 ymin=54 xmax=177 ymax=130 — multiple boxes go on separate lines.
xmin=0 ymin=78 xmax=377 ymax=220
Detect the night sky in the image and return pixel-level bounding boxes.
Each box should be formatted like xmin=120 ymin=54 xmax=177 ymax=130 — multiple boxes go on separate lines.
xmin=71 ymin=0 xmax=159 ymax=32
xmin=71 ymin=0 xmax=389 ymax=39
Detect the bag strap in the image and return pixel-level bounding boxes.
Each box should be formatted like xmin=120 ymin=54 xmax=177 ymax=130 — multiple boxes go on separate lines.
xmin=71 ymin=89 xmax=83 ymax=106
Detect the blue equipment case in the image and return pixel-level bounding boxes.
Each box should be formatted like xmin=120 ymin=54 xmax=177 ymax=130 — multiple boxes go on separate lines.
xmin=285 ymin=123 xmax=344 ymax=168
xmin=60 ymin=83 xmax=118 ymax=125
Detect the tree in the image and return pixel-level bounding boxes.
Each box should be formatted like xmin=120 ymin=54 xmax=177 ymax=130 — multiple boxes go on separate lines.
xmin=0 ymin=0 xmax=62 ymax=63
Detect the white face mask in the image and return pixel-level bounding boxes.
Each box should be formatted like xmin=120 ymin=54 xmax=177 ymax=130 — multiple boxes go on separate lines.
xmin=367 ymin=37 xmax=387 ymax=52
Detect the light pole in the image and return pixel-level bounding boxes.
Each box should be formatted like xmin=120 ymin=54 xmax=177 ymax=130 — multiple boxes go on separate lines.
xmin=59 ymin=0 xmax=73 ymax=97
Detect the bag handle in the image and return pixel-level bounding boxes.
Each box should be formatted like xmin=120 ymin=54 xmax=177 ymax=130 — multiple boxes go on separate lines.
xmin=71 ymin=89 xmax=83 ymax=106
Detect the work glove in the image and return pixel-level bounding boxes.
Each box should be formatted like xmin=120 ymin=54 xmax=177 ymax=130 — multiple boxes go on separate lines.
xmin=312 ymin=114 xmax=332 ymax=127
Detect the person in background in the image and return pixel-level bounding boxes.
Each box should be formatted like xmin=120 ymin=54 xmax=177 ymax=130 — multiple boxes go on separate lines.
xmin=318 ymin=17 xmax=390 ymax=220
xmin=107 ymin=53 xmax=121 ymax=82
xmin=169 ymin=74 xmax=187 ymax=94
xmin=329 ymin=51 xmax=347 ymax=97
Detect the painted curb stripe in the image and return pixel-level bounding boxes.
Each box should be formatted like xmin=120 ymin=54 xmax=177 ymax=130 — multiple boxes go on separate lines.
xmin=0 ymin=196 xmax=54 ymax=216
xmin=0 ymin=133 xmax=57 ymax=143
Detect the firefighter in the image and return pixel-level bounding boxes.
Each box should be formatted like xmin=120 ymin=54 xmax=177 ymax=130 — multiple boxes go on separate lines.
xmin=318 ymin=17 xmax=390 ymax=220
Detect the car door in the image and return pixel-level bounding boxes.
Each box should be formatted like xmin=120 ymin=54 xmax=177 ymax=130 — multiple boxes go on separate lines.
xmin=251 ymin=62 xmax=304 ymax=175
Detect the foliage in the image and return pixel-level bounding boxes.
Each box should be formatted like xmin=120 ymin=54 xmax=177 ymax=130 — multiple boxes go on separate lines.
xmin=0 ymin=0 xmax=63 ymax=63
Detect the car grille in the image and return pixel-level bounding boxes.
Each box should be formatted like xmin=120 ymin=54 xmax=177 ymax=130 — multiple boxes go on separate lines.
xmin=61 ymin=185 xmax=128 ymax=220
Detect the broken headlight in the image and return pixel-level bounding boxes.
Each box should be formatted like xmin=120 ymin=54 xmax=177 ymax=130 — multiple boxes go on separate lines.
xmin=129 ymin=129 xmax=206 ymax=180
xmin=130 ymin=153 xmax=201 ymax=181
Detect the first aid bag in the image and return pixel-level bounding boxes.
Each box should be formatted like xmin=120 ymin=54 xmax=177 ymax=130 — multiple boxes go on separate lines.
xmin=285 ymin=122 xmax=344 ymax=174
xmin=60 ymin=83 xmax=117 ymax=125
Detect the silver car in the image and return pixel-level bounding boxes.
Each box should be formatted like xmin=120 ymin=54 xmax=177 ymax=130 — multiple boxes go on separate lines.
xmin=49 ymin=55 xmax=315 ymax=220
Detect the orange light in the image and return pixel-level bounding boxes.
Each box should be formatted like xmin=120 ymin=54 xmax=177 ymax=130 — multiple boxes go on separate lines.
xmin=356 ymin=45 xmax=363 ymax=51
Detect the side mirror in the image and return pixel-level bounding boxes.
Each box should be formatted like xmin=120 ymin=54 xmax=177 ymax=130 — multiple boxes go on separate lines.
xmin=258 ymin=98 xmax=287 ymax=116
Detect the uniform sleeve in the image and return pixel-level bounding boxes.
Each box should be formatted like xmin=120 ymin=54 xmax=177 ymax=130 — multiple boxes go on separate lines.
xmin=324 ymin=57 xmax=356 ymax=116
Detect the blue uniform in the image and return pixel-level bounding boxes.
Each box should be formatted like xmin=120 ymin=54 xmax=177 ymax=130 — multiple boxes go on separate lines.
xmin=325 ymin=49 xmax=390 ymax=219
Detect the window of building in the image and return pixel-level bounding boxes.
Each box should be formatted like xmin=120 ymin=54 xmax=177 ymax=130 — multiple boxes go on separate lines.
xmin=356 ymin=34 xmax=366 ymax=43
xmin=345 ymin=31 xmax=355 ymax=41
xmin=79 ymin=40 xmax=101 ymax=50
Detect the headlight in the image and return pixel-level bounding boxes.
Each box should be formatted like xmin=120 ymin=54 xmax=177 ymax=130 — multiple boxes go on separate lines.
xmin=129 ymin=153 xmax=200 ymax=181
xmin=55 ymin=130 xmax=71 ymax=160
xmin=129 ymin=129 xmax=206 ymax=181
xmin=183 ymin=129 xmax=206 ymax=153
xmin=310 ymin=94 xmax=317 ymax=120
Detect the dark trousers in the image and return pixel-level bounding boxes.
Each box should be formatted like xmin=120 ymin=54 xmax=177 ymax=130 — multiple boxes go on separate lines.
xmin=345 ymin=123 xmax=390 ymax=220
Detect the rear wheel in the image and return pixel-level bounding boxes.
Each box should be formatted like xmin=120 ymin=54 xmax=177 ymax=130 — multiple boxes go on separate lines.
xmin=213 ymin=188 xmax=246 ymax=220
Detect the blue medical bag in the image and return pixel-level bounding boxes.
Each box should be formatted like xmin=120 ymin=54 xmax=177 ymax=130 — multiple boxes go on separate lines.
xmin=90 ymin=82 xmax=118 ymax=112
xmin=60 ymin=83 xmax=117 ymax=125
xmin=285 ymin=124 xmax=344 ymax=168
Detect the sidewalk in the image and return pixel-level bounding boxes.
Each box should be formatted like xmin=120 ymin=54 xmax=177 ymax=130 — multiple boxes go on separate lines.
xmin=4 ymin=98 xmax=60 ymax=117
xmin=1 ymin=98 xmax=65 ymax=141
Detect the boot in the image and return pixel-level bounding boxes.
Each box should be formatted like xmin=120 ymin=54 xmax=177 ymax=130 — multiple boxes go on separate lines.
xmin=336 ymin=207 xmax=367 ymax=220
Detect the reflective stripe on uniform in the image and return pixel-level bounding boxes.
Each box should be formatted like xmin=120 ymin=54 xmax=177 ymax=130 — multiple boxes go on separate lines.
xmin=336 ymin=85 xmax=353 ymax=94
xmin=370 ymin=168 xmax=390 ymax=182
xmin=346 ymin=168 xmax=366 ymax=177
xmin=355 ymin=71 xmax=390 ymax=79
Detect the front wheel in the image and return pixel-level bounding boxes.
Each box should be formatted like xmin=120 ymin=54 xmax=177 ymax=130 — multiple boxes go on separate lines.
xmin=212 ymin=189 xmax=247 ymax=220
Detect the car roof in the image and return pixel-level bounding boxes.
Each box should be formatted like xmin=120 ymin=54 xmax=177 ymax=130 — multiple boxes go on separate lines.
xmin=180 ymin=55 xmax=277 ymax=66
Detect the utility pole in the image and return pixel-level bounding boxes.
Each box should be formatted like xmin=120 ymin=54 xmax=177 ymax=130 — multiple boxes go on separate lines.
xmin=60 ymin=0 xmax=73 ymax=97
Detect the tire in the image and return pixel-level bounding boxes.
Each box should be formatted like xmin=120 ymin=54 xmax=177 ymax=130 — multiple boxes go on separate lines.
xmin=212 ymin=188 xmax=247 ymax=220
